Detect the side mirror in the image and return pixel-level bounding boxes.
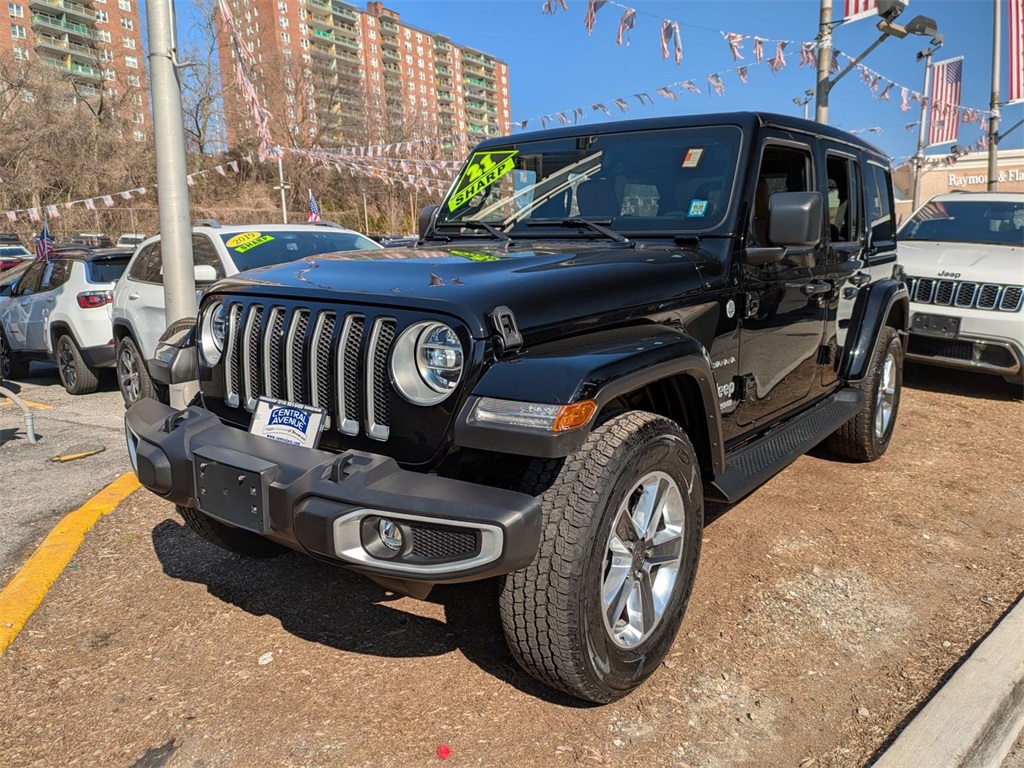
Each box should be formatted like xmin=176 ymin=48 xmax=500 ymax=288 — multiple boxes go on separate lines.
xmin=418 ymin=204 xmax=439 ymax=240
xmin=194 ymin=264 xmax=218 ymax=283
xmin=768 ymin=191 xmax=824 ymax=248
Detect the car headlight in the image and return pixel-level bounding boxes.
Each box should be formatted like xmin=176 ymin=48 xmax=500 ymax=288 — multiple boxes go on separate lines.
xmin=199 ymin=301 xmax=227 ymax=367
xmin=390 ymin=321 xmax=463 ymax=405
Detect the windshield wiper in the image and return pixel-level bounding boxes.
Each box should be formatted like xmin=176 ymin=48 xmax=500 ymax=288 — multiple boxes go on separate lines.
xmin=436 ymin=219 xmax=511 ymax=241
xmin=528 ymin=217 xmax=632 ymax=244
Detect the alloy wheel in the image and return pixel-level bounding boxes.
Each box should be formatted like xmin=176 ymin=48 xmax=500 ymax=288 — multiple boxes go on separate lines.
xmin=874 ymin=350 xmax=897 ymax=440
xmin=58 ymin=340 xmax=76 ymax=388
xmin=118 ymin=347 xmax=141 ymax=403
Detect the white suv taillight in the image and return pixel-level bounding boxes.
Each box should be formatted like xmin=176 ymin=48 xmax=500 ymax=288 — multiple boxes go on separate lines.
xmin=77 ymin=291 xmax=113 ymax=309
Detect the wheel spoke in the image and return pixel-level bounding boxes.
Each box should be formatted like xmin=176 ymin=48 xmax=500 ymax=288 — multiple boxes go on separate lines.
xmin=632 ymin=477 xmax=666 ymax=540
xmin=605 ymin=571 xmax=636 ymax=628
xmin=636 ymin=577 xmax=657 ymax=635
xmin=613 ymin=506 xmax=638 ymax=545
xmin=646 ymin=534 xmax=683 ymax=567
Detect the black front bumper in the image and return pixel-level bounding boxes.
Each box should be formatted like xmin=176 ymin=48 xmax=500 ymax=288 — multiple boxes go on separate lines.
xmin=125 ymin=398 xmax=542 ymax=584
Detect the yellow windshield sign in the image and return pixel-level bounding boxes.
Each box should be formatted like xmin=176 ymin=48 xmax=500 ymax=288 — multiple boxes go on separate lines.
xmin=449 ymin=249 xmax=502 ymax=262
xmin=447 ymin=150 xmax=518 ymax=212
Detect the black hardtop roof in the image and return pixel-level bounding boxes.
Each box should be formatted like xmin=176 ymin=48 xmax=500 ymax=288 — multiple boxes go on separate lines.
xmin=472 ymin=111 xmax=889 ymax=163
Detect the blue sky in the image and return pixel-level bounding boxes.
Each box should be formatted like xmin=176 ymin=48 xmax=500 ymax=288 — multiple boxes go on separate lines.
xmin=176 ymin=0 xmax=1023 ymax=164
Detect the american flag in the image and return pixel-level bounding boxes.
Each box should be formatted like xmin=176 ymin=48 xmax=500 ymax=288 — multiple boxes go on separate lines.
xmin=843 ymin=0 xmax=879 ymax=22
xmin=1010 ymin=0 xmax=1023 ymax=104
xmin=927 ymin=57 xmax=963 ymax=146
xmin=306 ymin=190 xmax=321 ymax=222
xmin=35 ymin=222 xmax=54 ymax=262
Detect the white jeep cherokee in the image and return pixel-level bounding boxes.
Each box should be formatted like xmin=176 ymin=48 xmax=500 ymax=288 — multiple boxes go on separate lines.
xmin=897 ymin=192 xmax=1023 ymax=385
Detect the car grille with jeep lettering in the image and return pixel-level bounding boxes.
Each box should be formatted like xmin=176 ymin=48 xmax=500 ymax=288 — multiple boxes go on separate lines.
xmin=907 ymin=277 xmax=1024 ymax=312
xmin=222 ymin=301 xmax=398 ymax=441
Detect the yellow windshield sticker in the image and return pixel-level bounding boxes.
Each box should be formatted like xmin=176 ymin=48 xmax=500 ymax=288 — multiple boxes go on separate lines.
xmin=449 ymin=249 xmax=502 ymax=262
xmin=233 ymin=234 xmax=275 ymax=253
xmin=225 ymin=232 xmax=261 ymax=248
xmin=448 ymin=150 xmax=519 ymax=212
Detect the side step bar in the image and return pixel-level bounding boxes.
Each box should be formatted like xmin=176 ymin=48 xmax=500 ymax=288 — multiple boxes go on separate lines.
xmin=707 ymin=388 xmax=864 ymax=503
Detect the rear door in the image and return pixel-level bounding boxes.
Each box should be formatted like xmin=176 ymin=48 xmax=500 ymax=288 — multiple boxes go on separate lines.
xmin=734 ymin=137 xmax=830 ymax=428
xmin=121 ymin=241 xmax=167 ymax=359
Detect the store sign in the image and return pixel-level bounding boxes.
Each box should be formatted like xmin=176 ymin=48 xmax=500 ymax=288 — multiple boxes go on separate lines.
xmin=947 ymin=168 xmax=1024 ymax=186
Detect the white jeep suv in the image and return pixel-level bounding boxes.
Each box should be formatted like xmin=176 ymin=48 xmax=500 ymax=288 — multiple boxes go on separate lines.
xmin=0 ymin=249 xmax=133 ymax=393
xmin=897 ymin=192 xmax=1023 ymax=385
xmin=111 ymin=220 xmax=380 ymax=405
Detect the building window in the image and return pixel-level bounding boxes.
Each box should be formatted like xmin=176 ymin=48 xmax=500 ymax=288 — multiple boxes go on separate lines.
xmin=133 ymin=130 xmax=145 ymax=141
xmin=276 ymin=0 xmax=286 ymax=10
xmin=127 ymin=74 xmax=140 ymax=86
xmin=130 ymin=92 xmax=142 ymax=104
xmin=281 ymin=32 xmax=290 ymax=43
xmin=370 ymin=44 xmax=377 ymax=53
xmin=132 ymin=111 xmax=144 ymax=123
xmin=300 ymin=37 xmax=308 ymax=49
xmin=120 ymin=17 xmax=133 ymax=29
xmin=95 ymin=9 xmax=107 ymax=21
xmin=10 ymin=22 xmax=24 ymax=37
xmin=7 ymin=3 xmax=22 ymax=18
xmin=278 ymin=15 xmax=288 ymax=27
xmin=368 ymin=30 xmax=375 ymax=40
xmin=100 ymin=49 xmax=113 ymax=61
xmin=298 ymin=23 xmax=306 ymax=33
xmin=125 ymin=55 xmax=138 ymax=68
xmin=103 ymin=69 xmax=115 ymax=81
xmin=12 ymin=45 xmax=27 ymax=60
xmin=122 ymin=35 xmax=135 ymax=49
xmin=117 ymin=0 xmax=130 ymax=10
xmin=97 ymin=29 xmax=111 ymax=41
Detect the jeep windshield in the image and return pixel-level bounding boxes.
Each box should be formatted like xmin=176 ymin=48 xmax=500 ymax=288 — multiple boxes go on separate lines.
xmin=220 ymin=229 xmax=380 ymax=271
xmin=899 ymin=199 xmax=1024 ymax=247
xmin=435 ymin=126 xmax=743 ymax=237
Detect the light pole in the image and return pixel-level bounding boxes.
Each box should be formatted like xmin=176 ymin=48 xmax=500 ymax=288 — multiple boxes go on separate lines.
xmin=912 ymin=36 xmax=943 ymax=211
xmin=273 ymin=147 xmax=292 ymax=224
xmin=793 ymin=89 xmax=815 ymax=120
xmin=815 ymin=0 xmax=939 ymax=125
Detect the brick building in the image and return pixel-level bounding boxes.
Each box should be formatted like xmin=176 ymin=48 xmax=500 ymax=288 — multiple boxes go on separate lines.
xmin=218 ymin=0 xmax=511 ymax=148
xmin=2 ymin=0 xmax=150 ymax=138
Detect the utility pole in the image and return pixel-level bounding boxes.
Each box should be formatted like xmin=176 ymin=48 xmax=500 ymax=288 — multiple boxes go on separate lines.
xmin=815 ymin=0 xmax=833 ymax=123
xmin=273 ymin=148 xmax=291 ymax=224
xmin=362 ymin=192 xmax=369 ymax=234
xmin=146 ymin=0 xmax=195 ymax=409
xmin=912 ymin=49 xmax=935 ymax=211
xmin=988 ymin=0 xmax=1001 ymax=191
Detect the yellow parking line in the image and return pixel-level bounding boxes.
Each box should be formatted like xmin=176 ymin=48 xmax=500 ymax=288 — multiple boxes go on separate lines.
xmin=0 ymin=398 xmax=51 ymax=410
xmin=0 ymin=472 xmax=140 ymax=655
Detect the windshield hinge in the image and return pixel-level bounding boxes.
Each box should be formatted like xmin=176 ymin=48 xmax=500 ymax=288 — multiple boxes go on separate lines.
xmin=489 ymin=305 xmax=523 ymax=354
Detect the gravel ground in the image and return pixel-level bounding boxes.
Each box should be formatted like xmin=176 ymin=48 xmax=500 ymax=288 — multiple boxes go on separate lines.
xmin=0 ymin=364 xmax=1021 ymax=768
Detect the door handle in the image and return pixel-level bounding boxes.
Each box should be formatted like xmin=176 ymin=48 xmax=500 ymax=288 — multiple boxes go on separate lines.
xmin=849 ymin=272 xmax=871 ymax=287
xmin=128 ymin=292 xmax=140 ymax=300
xmin=801 ymin=281 xmax=831 ymax=297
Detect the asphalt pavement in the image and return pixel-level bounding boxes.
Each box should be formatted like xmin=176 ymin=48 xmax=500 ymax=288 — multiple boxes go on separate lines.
xmin=0 ymin=364 xmax=129 ymax=583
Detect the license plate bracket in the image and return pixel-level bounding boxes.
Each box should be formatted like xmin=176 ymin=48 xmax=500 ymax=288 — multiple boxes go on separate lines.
xmin=912 ymin=312 xmax=960 ymax=339
xmin=249 ymin=396 xmax=327 ymax=449
xmin=192 ymin=445 xmax=278 ymax=533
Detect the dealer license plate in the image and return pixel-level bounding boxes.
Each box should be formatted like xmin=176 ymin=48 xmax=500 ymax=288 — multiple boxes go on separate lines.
xmin=249 ymin=397 xmax=326 ymax=449
xmin=911 ymin=313 xmax=960 ymax=339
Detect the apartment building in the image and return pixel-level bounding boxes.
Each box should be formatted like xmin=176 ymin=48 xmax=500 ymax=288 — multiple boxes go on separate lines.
xmin=2 ymin=0 xmax=150 ymax=138
xmin=218 ymin=0 xmax=511 ymax=148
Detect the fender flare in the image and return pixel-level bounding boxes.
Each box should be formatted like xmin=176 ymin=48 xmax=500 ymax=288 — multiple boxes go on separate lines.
xmin=454 ymin=324 xmax=725 ymax=473
xmin=839 ymin=278 xmax=909 ymax=383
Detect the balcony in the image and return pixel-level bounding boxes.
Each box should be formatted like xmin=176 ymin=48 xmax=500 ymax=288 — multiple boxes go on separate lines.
xmin=34 ymin=34 xmax=98 ymax=61
xmin=29 ymin=0 xmax=93 ymax=25
xmin=335 ymin=22 xmax=358 ymax=38
xmin=434 ymin=40 xmax=450 ymax=51
xmin=311 ymin=44 xmax=333 ymax=58
xmin=379 ymin=18 xmax=398 ymax=34
xmin=437 ymin=90 xmax=453 ymax=102
xmin=382 ymin=61 xmax=400 ymax=72
xmin=335 ymin=35 xmax=359 ymax=52
xmin=462 ymin=51 xmax=485 ymax=65
xmin=335 ymin=49 xmax=359 ymax=63
xmin=435 ymin=65 xmax=452 ymax=76
xmin=381 ymin=48 xmax=400 ymax=62
xmin=31 ymin=13 xmax=98 ymax=42
xmin=307 ymin=0 xmax=330 ymax=10
xmin=307 ymin=13 xmax=332 ymax=30
xmin=42 ymin=55 xmax=100 ymax=80
xmin=331 ymin=4 xmax=358 ymax=22
xmin=380 ymin=34 xmax=398 ymax=49
xmin=310 ymin=28 xmax=337 ymax=42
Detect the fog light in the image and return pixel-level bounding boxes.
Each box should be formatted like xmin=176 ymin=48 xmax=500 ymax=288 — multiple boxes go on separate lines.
xmin=378 ymin=518 xmax=403 ymax=551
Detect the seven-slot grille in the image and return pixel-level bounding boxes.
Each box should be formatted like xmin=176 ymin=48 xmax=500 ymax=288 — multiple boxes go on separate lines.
xmin=222 ymin=302 xmax=398 ymax=441
xmin=907 ymin=277 xmax=1024 ymax=312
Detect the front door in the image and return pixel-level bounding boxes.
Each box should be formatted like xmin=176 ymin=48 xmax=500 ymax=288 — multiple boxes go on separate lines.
xmin=735 ymin=140 xmax=829 ymax=428
xmin=2 ymin=261 xmax=46 ymax=352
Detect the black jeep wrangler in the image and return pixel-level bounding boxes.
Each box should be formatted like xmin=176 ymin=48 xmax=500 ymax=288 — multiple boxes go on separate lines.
xmin=126 ymin=112 xmax=908 ymax=703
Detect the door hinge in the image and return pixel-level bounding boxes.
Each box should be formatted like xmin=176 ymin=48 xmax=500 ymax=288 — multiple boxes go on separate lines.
xmin=817 ymin=343 xmax=835 ymax=365
xmin=489 ymin=305 xmax=523 ymax=354
xmin=733 ymin=373 xmax=756 ymax=401
xmin=743 ymin=291 xmax=760 ymax=319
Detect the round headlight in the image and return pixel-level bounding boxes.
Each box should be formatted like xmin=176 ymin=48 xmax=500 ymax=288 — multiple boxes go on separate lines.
xmin=390 ymin=321 xmax=463 ymax=405
xmin=199 ymin=302 xmax=227 ymax=367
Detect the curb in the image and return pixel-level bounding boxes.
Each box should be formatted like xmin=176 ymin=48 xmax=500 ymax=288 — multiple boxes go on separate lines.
xmin=0 ymin=472 xmax=140 ymax=655
xmin=873 ymin=595 xmax=1024 ymax=768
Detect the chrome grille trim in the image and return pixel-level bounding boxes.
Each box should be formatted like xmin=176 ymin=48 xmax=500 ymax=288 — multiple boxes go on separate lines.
xmin=907 ymin=277 xmax=1024 ymax=313
xmin=336 ymin=314 xmax=363 ymax=436
xmin=240 ymin=304 xmax=264 ymax=411
xmin=285 ymin=309 xmax=310 ymax=403
xmin=224 ymin=303 xmax=242 ymax=408
xmin=263 ymin=306 xmax=286 ymax=400
xmin=365 ymin=317 xmax=396 ymax=441
xmin=309 ymin=311 xmax=335 ymax=411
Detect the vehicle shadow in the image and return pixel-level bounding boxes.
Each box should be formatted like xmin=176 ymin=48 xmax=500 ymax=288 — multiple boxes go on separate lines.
xmin=151 ymin=517 xmax=594 ymax=708
xmin=903 ymin=362 xmax=1023 ymax=402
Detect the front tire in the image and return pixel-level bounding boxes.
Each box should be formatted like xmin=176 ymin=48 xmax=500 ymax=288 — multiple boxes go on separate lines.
xmin=55 ymin=334 xmax=99 ymax=395
xmin=499 ymin=411 xmax=704 ymax=703
xmin=827 ymin=326 xmax=902 ymax=462
xmin=0 ymin=328 xmax=30 ymax=380
xmin=116 ymin=336 xmax=157 ymax=407
xmin=177 ymin=505 xmax=289 ymax=559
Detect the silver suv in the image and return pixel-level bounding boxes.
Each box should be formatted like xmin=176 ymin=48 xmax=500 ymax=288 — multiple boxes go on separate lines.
xmin=111 ymin=221 xmax=380 ymax=405
xmin=898 ymin=192 xmax=1023 ymax=385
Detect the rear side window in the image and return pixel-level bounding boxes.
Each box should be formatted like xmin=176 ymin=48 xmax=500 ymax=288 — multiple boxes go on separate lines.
xmin=867 ymin=164 xmax=895 ymax=245
xmin=86 ymin=257 xmax=131 ymax=284
xmin=826 ymin=154 xmax=861 ymax=243
xmin=128 ymin=242 xmax=163 ymax=284
xmin=41 ymin=259 xmax=72 ymax=290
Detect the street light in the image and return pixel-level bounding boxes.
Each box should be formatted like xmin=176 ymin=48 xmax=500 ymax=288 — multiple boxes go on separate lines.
xmin=814 ymin=0 xmax=940 ymax=124
xmin=793 ymin=89 xmax=815 ymax=120
xmin=910 ymin=34 xmax=944 ymax=211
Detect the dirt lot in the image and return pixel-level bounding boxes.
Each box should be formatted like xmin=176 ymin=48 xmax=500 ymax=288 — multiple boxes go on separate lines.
xmin=0 ymin=366 xmax=1021 ymax=768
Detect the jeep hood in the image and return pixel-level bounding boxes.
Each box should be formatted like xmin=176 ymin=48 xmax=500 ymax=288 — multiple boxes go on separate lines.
xmin=214 ymin=242 xmax=722 ymax=341
xmin=898 ymin=240 xmax=1023 ymax=285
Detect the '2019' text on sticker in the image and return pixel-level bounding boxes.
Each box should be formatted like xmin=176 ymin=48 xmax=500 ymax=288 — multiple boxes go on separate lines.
xmin=447 ymin=150 xmax=519 ymax=212
xmin=225 ymin=231 xmax=261 ymax=248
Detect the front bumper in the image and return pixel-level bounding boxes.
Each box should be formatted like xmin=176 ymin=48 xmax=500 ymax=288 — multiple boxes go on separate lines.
xmin=125 ymin=398 xmax=542 ymax=584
